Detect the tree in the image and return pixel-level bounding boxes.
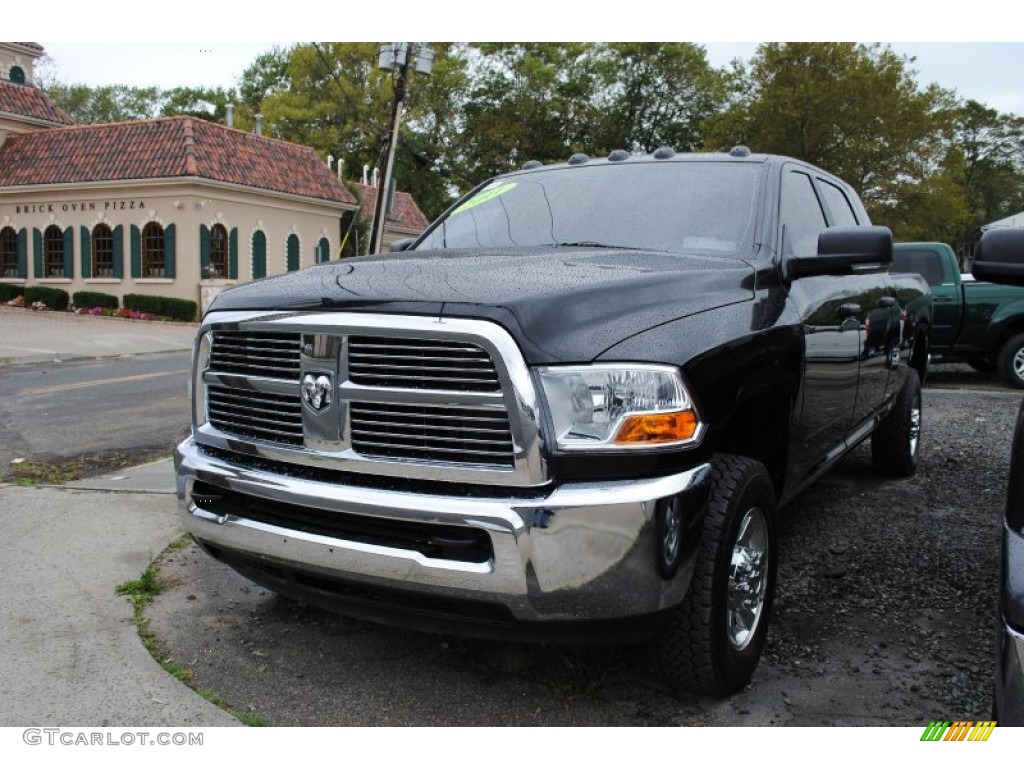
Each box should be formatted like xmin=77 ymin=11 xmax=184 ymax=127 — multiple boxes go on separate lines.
xmin=458 ymin=43 xmax=601 ymax=181
xmin=941 ymin=99 xmax=1024 ymax=252
xmin=704 ymin=43 xmax=953 ymax=234
xmin=46 ymin=83 xmax=162 ymax=124
xmin=591 ymin=43 xmax=724 ymax=154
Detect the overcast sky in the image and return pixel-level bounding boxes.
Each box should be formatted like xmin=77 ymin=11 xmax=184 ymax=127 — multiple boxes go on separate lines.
xmin=38 ymin=41 xmax=1024 ymax=117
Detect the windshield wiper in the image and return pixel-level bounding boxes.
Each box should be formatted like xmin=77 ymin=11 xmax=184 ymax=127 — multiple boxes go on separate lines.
xmin=553 ymin=241 xmax=630 ymax=249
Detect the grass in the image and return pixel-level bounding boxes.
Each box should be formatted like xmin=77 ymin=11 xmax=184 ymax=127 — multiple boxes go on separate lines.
xmin=5 ymin=449 xmax=171 ymax=486
xmin=117 ymin=535 xmax=272 ymax=727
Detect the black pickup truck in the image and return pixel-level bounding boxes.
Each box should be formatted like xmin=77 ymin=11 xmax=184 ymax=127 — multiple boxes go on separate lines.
xmin=175 ymin=148 xmax=931 ymax=695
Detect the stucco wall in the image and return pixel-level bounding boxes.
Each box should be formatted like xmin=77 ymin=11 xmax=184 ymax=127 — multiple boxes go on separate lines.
xmin=0 ymin=180 xmax=349 ymax=311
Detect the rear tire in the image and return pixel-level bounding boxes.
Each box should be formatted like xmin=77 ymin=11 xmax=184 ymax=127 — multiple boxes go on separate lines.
xmin=871 ymin=368 xmax=921 ymax=477
xmin=997 ymin=333 xmax=1024 ymax=390
xmin=654 ymin=455 xmax=777 ymax=696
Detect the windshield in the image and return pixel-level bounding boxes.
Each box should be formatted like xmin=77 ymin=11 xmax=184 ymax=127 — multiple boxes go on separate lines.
xmin=417 ymin=160 xmax=763 ymax=255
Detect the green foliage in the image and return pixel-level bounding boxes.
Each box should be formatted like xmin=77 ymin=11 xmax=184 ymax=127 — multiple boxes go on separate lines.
xmin=24 ymin=286 xmax=70 ymax=310
xmin=705 ymin=44 xmax=952 ymax=210
xmin=72 ymin=290 xmax=118 ymax=309
xmin=116 ymin=562 xmax=165 ymax=607
xmin=43 ymin=42 xmax=1024 ymax=252
xmin=47 ymin=83 xmax=162 ymax=123
xmin=123 ymin=294 xmax=197 ymax=321
xmin=0 ymin=284 xmax=24 ymax=302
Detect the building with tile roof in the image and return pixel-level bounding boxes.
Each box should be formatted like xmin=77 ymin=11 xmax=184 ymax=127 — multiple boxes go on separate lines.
xmin=353 ymin=182 xmax=431 ymax=248
xmin=0 ymin=43 xmax=429 ymax=313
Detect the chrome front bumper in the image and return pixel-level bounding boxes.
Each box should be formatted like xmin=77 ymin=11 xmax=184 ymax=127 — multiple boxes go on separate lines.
xmin=175 ymin=438 xmax=710 ymax=625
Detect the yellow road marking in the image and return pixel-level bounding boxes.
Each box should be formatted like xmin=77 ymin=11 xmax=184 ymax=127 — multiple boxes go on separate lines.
xmin=17 ymin=369 xmax=189 ymax=397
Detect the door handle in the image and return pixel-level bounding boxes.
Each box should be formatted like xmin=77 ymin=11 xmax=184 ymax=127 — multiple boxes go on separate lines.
xmin=837 ymin=303 xmax=862 ymax=319
xmin=877 ymin=296 xmax=897 ymax=308
xmin=934 ymin=296 xmax=954 ymax=303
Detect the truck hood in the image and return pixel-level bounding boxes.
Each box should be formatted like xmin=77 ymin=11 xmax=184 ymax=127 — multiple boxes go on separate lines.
xmin=207 ymin=246 xmax=755 ymax=363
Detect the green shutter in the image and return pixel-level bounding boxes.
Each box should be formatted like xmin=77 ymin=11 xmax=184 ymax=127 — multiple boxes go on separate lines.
xmin=318 ymin=237 xmax=330 ymax=263
xmin=113 ymin=225 xmax=124 ymax=279
xmin=80 ymin=226 xmax=91 ymax=279
xmin=228 ymin=227 xmax=238 ymax=279
xmin=16 ymin=228 xmax=27 ymax=279
xmin=130 ymin=225 xmax=141 ymax=279
xmin=200 ymin=224 xmax=211 ymax=277
xmin=33 ymin=228 xmax=42 ymax=278
xmin=165 ymin=223 xmax=176 ymax=279
xmin=63 ymin=227 xmax=73 ymax=278
xmin=252 ymin=230 xmax=266 ymax=279
xmin=287 ymin=234 xmax=299 ymax=272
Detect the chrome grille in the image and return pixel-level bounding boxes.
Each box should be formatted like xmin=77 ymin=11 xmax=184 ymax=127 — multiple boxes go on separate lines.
xmin=209 ymin=331 xmax=301 ymax=380
xmin=207 ymin=386 xmax=303 ymax=446
xmin=348 ymin=336 xmax=500 ymax=392
xmin=350 ymin=402 xmax=515 ymax=468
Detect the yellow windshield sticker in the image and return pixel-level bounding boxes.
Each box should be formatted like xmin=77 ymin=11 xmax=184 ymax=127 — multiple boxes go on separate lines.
xmin=452 ymin=182 xmax=518 ymax=215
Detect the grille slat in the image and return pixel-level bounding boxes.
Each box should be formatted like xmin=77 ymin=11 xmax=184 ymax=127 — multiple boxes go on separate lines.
xmin=348 ymin=336 xmax=500 ymax=393
xmin=350 ymin=402 xmax=514 ymax=468
xmin=210 ymin=331 xmax=301 ymax=381
xmin=207 ymin=385 xmax=303 ymax=446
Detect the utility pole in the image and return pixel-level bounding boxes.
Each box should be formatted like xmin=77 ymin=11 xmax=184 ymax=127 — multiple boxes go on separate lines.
xmin=368 ymin=43 xmax=434 ymax=255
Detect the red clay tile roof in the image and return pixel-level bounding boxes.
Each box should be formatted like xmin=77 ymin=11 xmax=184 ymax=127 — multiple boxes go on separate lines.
xmin=355 ymin=182 xmax=430 ymax=232
xmin=0 ymin=116 xmax=356 ymax=205
xmin=0 ymin=81 xmax=74 ymax=125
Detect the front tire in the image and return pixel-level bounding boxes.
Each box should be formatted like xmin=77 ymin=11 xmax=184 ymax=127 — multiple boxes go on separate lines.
xmin=997 ymin=333 xmax=1024 ymax=390
xmin=654 ymin=455 xmax=777 ymax=696
xmin=871 ymin=368 xmax=921 ymax=477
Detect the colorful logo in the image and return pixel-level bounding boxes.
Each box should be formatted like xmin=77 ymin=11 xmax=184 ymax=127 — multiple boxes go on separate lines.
xmin=920 ymin=721 xmax=997 ymax=742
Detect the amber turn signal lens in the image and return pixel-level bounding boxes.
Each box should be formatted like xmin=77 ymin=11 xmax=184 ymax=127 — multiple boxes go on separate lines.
xmin=614 ymin=410 xmax=699 ymax=445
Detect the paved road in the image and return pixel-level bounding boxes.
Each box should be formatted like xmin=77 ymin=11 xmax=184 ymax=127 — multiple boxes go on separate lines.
xmin=0 ymin=352 xmax=191 ymax=471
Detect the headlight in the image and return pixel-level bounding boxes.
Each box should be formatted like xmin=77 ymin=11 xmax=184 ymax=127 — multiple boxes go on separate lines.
xmin=191 ymin=331 xmax=212 ymax=431
xmin=537 ymin=364 xmax=703 ymax=451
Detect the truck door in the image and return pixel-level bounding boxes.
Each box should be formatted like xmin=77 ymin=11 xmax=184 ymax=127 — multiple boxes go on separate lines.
xmin=780 ymin=169 xmax=861 ymax=485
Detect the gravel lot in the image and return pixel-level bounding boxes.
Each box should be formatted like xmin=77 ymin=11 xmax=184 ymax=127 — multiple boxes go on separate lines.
xmin=148 ymin=368 xmax=1019 ymax=726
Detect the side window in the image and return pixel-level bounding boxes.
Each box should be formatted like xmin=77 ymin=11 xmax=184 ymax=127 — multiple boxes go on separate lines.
xmin=1 ymin=227 xmax=17 ymax=277
xmin=889 ymin=249 xmax=945 ymax=286
xmin=142 ymin=222 xmax=165 ymax=277
xmin=209 ymin=224 xmax=228 ymax=278
xmin=780 ymin=171 xmax=827 ymax=258
xmin=818 ymin=180 xmax=859 ymax=226
xmin=44 ymin=225 xmax=65 ymax=277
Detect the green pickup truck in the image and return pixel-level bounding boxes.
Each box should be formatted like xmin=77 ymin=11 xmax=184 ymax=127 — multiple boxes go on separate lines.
xmin=892 ymin=241 xmax=1024 ymax=388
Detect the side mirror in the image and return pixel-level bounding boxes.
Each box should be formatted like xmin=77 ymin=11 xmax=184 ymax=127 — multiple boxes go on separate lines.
xmin=389 ymin=238 xmax=415 ymax=253
xmin=972 ymin=228 xmax=1024 ymax=287
xmin=787 ymin=226 xmax=893 ymax=280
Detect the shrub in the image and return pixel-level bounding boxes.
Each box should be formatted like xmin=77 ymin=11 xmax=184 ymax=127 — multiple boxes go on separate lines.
xmin=0 ymin=284 xmax=24 ymax=302
xmin=73 ymin=291 xmax=118 ymax=310
xmin=123 ymin=293 xmax=197 ymax=322
xmin=24 ymin=286 xmax=70 ymax=311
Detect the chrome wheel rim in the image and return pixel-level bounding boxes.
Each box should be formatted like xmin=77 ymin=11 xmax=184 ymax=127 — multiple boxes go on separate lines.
xmin=1014 ymin=347 xmax=1024 ymax=382
xmin=909 ymin=392 xmax=921 ymax=456
xmin=728 ymin=507 xmax=769 ymax=651
xmin=662 ymin=497 xmax=682 ymax=566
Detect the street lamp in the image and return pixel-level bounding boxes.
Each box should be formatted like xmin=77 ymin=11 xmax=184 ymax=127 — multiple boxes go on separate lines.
xmin=368 ymin=43 xmax=435 ymax=255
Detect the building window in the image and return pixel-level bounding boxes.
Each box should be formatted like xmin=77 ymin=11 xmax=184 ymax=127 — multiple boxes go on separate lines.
xmin=9 ymin=66 xmax=25 ymax=85
xmin=142 ymin=222 xmax=165 ymax=277
xmin=286 ymin=233 xmax=299 ymax=272
xmin=92 ymin=224 xmax=114 ymax=277
xmin=1 ymin=227 xmax=17 ymax=277
xmin=44 ymin=225 xmax=64 ymax=277
xmin=209 ymin=224 xmax=228 ymax=278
